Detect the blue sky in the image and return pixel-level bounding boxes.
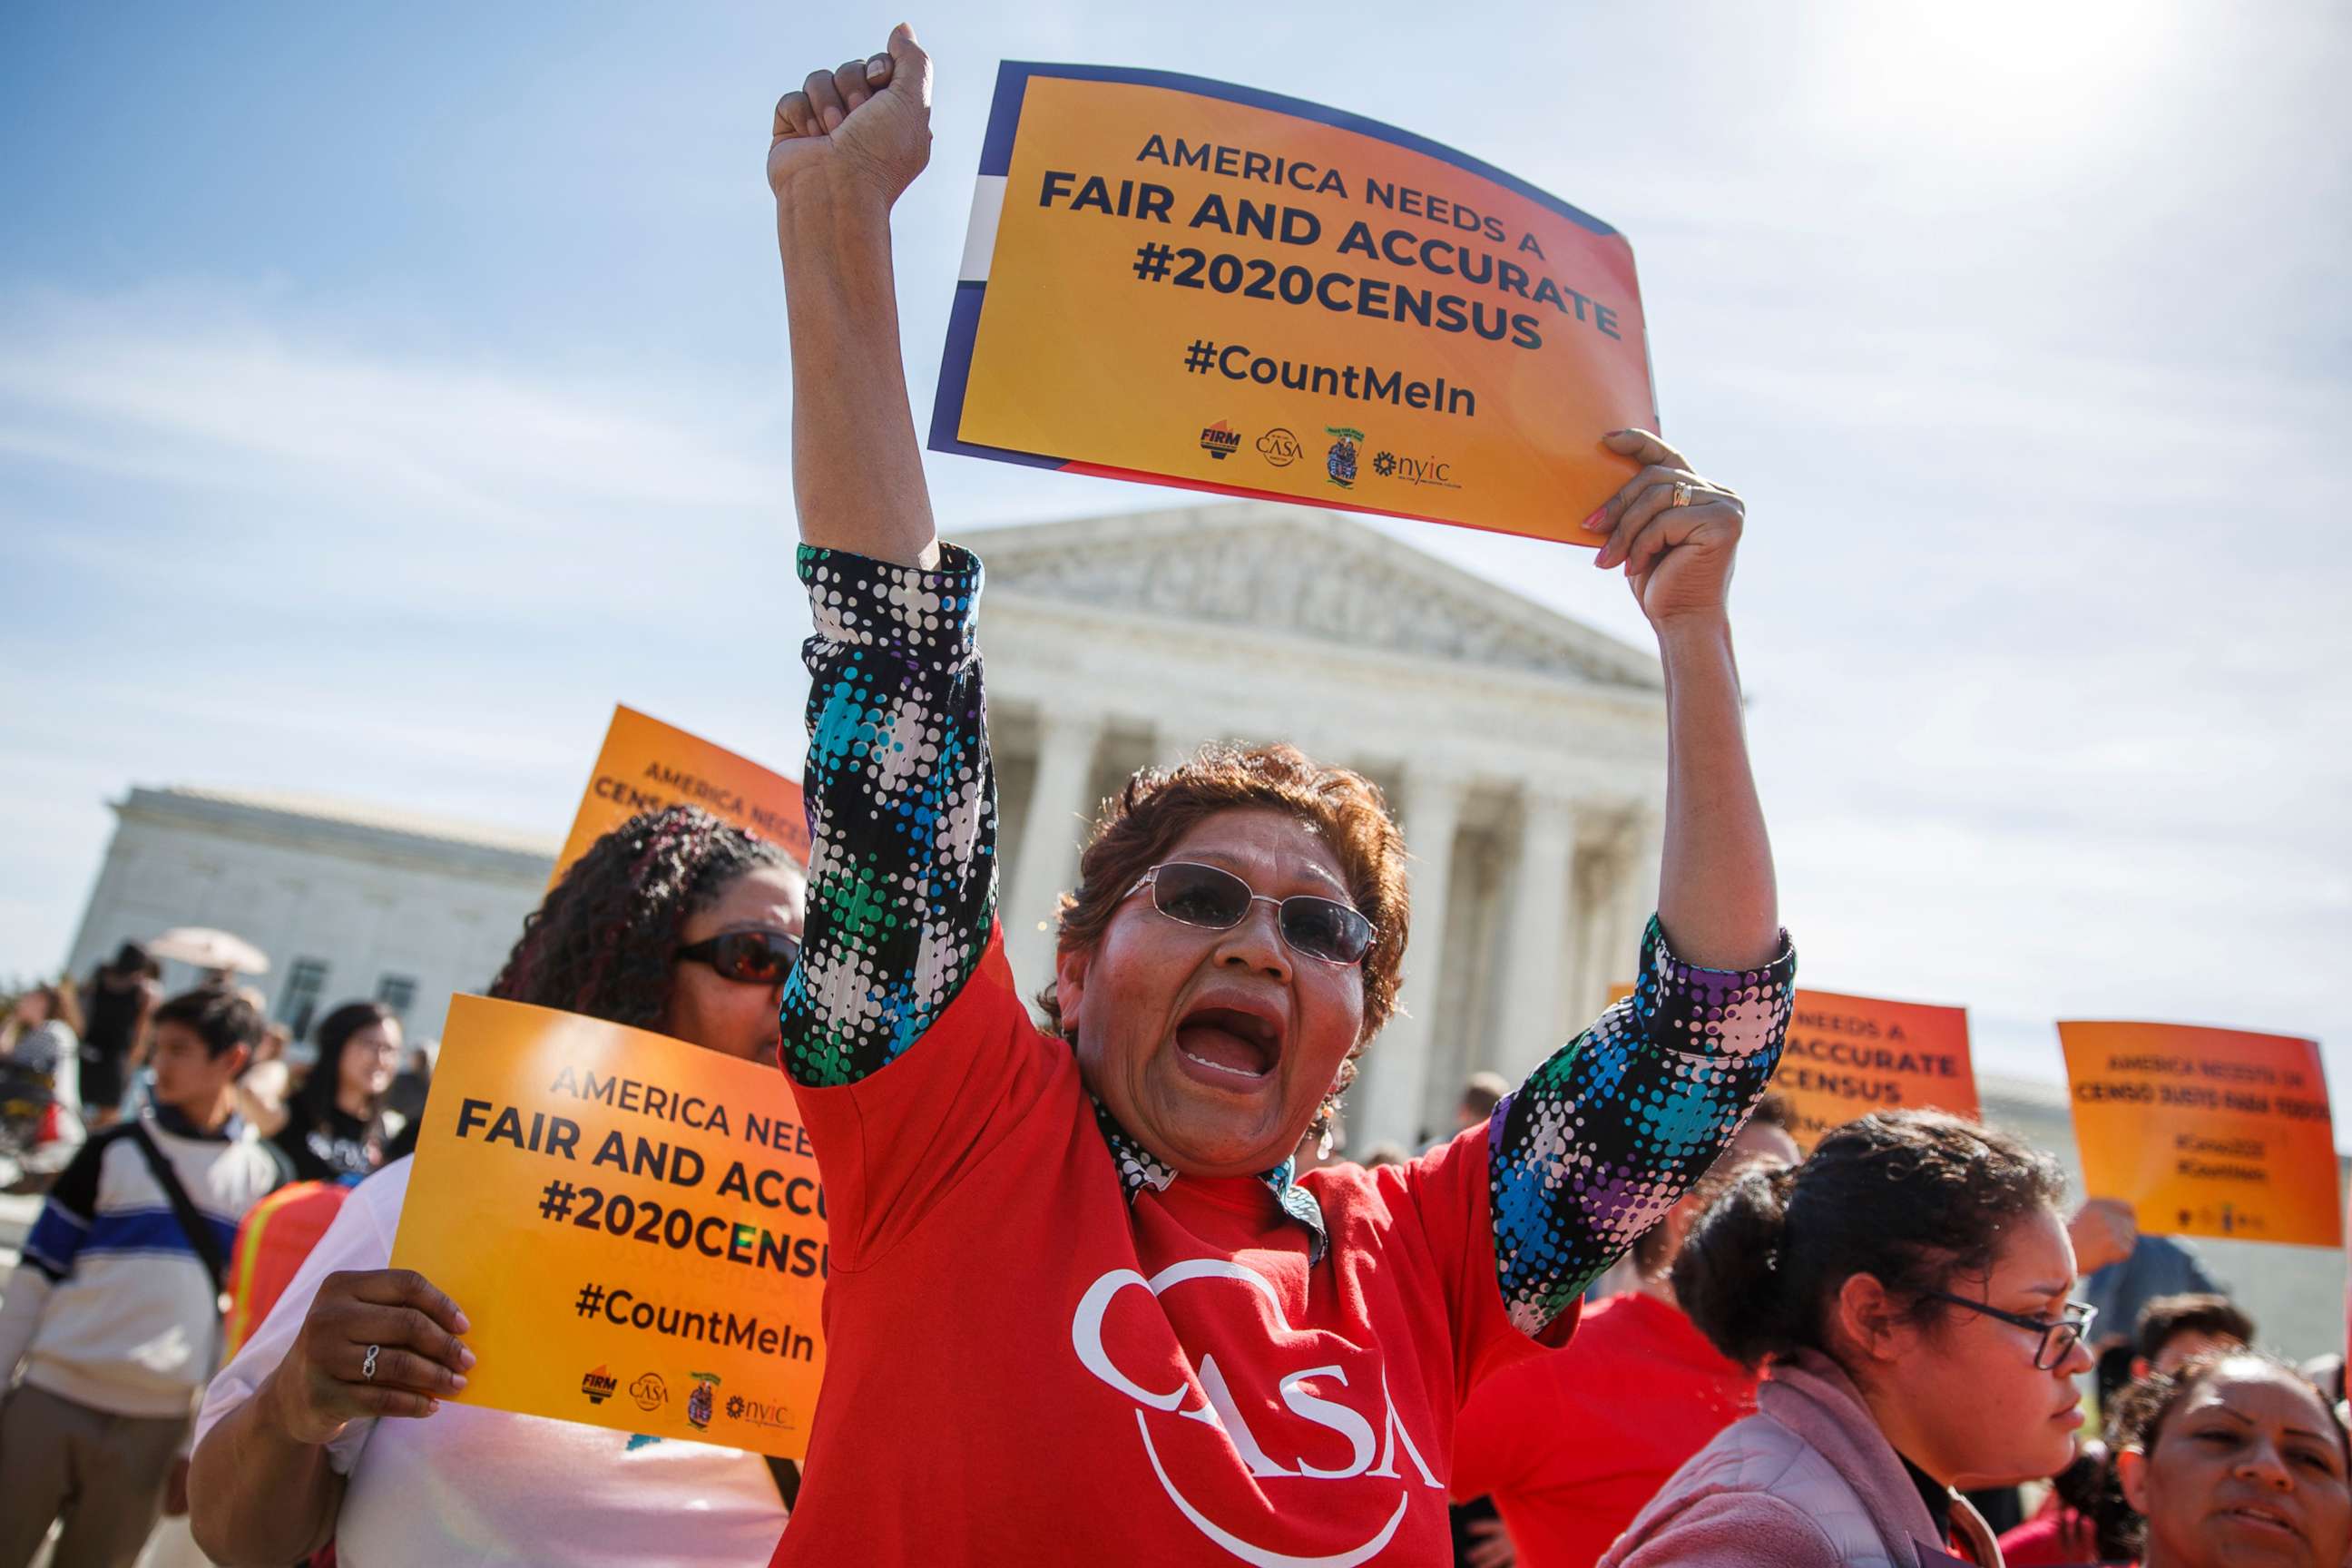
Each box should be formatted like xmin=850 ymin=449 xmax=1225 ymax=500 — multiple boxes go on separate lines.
xmin=3 ymin=2 xmax=2347 ymax=1103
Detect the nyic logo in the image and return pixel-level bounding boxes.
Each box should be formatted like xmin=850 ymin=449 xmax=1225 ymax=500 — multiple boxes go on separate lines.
xmin=579 ymin=1365 xmax=618 ymax=1406
xmin=1324 ymin=426 xmax=1363 ymax=488
xmin=687 ymin=1371 xmax=720 ymax=1431
xmin=629 ymin=1372 xmax=668 ymax=1413
xmin=1370 ymin=451 xmax=1460 ymax=490
xmin=1199 ymin=420 xmax=1242 ymax=460
xmin=725 ymin=1394 xmax=799 ymax=1432
xmin=1256 ymin=426 xmax=1302 ymax=467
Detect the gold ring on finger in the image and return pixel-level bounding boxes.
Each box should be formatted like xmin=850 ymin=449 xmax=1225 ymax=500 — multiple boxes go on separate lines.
xmin=1670 ymin=481 xmax=1695 ymax=508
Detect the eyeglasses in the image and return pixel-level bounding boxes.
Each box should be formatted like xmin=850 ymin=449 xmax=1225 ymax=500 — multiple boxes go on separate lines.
xmin=1923 ymin=1292 xmax=2098 ymax=1371
xmin=673 ymin=929 xmax=801 ymax=985
xmin=1122 ymin=862 xmax=1374 ymax=967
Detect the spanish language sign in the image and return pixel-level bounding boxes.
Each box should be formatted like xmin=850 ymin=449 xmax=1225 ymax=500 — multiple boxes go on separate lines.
xmin=551 ymin=705 xmax=808 ymax=887
xmin=1610 ymin=983 xmax=1978 ymax=1149
xmin=390 ymin=995 xmax=828 ymax=1457
xmin=932 ymin=63 xmax=1655 ymax=544
xmin=2060 ymin=1021 xmax=2339 ymax=1248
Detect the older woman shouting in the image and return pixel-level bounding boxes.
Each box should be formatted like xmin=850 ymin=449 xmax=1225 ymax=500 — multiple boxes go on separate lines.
xmin=766 ymin=28 xmax=1794 ymax=1565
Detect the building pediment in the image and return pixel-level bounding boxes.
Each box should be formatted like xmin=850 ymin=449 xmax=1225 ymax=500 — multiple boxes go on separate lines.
xmin=965 ymin=502 xmax=1661 ymax=691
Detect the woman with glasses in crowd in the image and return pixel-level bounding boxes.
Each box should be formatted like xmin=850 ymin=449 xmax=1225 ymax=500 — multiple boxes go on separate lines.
xmin=1602 ymin=1111 xmax=2099 ymax=1568
xmin=189 ymin=805 xmax=808 ymax=1567
xmin=2107 ymin=1351 xmax=2351 ymax=1568
xmin=756 ymin=30 xmax=1794 ymax=1564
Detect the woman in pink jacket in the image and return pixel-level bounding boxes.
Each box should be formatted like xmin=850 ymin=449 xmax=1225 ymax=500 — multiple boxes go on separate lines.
xmin=1602 ymin=1112 xmax=2096 ymax=1568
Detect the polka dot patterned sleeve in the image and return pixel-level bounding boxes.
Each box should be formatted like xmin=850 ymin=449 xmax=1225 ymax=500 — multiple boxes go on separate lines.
xmin=1487 ymin=916 xmax=1795 ymax=1336
xmin=782 ymin=544 xmax=999 ymax=1089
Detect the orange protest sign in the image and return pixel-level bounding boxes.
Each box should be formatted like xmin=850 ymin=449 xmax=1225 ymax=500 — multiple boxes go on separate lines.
xmin=933 ymin=64 xmax=1656 ymax=544
xmin=2060 ymin=1021 xmax=2338 ymax=1248
xmin=1608 ymin=983 xmax=1977 ymax=1150
xmin=551 ymin=705 xmax=808 ymax=887
xmin=390 ymin=995 xmax=827 ymax=1457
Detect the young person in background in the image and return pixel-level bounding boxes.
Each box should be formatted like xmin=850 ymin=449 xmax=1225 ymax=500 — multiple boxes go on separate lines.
xmin=270 ymin=1001 xmax=401 ymax=1184
xmin=1603 ymin=1111 xmax=2095 ymax=1568
xmin=0 ymin=987 xmax=287 ymax=1568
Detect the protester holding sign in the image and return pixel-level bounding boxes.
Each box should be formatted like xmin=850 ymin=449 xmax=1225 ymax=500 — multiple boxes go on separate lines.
xmin=765 ymin=31 xmax=1792 ymax=1563
xmin=189 ymin=807 xmax=804 ymax=1568
xmin=2110 ymin=1353 xmax=2350 ymax=1568
xmin=1603 ymin=1112 xmax=2095 ymax=1568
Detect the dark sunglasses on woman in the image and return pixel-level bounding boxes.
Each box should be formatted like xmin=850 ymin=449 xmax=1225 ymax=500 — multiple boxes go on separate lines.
xmin=1124 ymin=861 xmax=1374 ymax=966
xmin=674 ymin=929 xmax=802 ymax=985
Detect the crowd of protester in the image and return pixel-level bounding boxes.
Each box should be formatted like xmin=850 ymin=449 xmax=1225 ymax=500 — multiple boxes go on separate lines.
xmin=1 ymin=24 xmax=2347 ymax=1568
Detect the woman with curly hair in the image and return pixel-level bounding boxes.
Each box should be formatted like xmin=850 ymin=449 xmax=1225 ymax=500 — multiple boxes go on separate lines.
xmin=189 ymin=806 xmax=808 ymax=1567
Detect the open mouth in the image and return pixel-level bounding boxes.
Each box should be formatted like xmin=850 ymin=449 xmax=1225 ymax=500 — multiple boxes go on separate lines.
xmin=1175 ymin=1004 xmax=1283 ymax=1082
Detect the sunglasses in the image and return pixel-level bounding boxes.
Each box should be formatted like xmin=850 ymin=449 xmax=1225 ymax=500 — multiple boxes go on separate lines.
xmin=673 ymin=929 xmax=801 ymax=985
xmin=1123 ymin=861 xmax=1374 ymax=967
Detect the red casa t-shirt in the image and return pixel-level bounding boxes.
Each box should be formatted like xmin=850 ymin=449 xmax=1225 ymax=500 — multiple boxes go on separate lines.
xmin=1452 ymin=1289 xmax=1756 ymax=1568
xmin=769 ymin=931 xmax=1570 ymax=1565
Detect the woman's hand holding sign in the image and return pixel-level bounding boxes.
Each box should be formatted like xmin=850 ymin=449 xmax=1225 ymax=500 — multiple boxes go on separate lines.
xmin=264 ymin=1268 xmax=475 ymax=1440
xmin=1586 ymin=428 xmax=1748 ymax=630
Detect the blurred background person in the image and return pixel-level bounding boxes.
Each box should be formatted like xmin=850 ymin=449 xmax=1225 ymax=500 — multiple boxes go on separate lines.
xmin=230 ymin=1022 xmax=294 ymax=1140
xmin=2133 ymin=1293 xmax=2255 ymax=1381
xmin=78 ymin=942 xmax=160 ymax=1132
xmin=270 ymin=1001 xmax=400 ymax=1184
xmin=0 ymin=986 xmax=285 ymax=1568
xmin=1452 ymin=1094 xmax=1800 ymax=1568
xmin=1 ymin=980 xmax=85 ymax=1182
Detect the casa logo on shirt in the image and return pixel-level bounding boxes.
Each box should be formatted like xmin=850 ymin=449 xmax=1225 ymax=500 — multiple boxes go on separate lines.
xmin=579 ymin=1365 xmax=618 ymax=1405
xmin=1072 ymin=1257 xmax=1443 ymax=1568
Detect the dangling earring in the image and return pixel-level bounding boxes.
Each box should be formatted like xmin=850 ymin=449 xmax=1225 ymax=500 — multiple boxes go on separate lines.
xmin=1315 ymin=1106 xmax=1337 ymax=1161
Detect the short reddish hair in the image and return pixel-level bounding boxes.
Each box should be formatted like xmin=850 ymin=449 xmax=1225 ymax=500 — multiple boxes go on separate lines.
xmin=1034 ymin=743 xmax=1410 ymax=1063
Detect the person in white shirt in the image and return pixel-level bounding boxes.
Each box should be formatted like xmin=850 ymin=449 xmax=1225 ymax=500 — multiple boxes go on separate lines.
xmin=190 ymin=807 xmax=808 ymax=1568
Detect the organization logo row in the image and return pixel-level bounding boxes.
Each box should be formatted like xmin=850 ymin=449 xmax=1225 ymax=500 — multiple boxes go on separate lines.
xmin=579 ymin=1363 xmax=798 ymax=1436
xmin=1198 ymin=421 xmax=1461 ymax=493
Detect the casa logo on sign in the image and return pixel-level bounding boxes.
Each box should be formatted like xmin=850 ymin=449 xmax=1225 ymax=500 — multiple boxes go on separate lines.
xmin=629 ymin=1372 xmax=668 ymax=1412
xmin=1256 ymin=426 xmax=1302 ymax=467
xmin=1200 ymin=420 xmax=1241 ymax=460
xmin=579 ymin=1365 xmax=618 ymax=1406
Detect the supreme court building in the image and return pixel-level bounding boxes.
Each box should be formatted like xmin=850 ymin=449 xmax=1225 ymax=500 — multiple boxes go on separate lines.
xmin=57 ymin=501 xmax=2350 ymax=1355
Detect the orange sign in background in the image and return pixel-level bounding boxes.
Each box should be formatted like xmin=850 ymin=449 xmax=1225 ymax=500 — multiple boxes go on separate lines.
xmin=391 ymin=995 xmax=828 ymax=1457
xmin=2061 ymin=1021 xmax=2339 ymax=1248
xmin=1610 ymin=983 xmax=1977 ymax=1150
xmin=551 ymin=705 xmax=808 ymax=887
xmin=1773 ymin=989 xmax=1978 ymax=1150
xmin=933 ymin=64 xmax=1656 ymax=544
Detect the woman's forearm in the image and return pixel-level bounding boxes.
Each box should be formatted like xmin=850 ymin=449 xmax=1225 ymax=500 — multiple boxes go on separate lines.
xmin=187 ymin=1370 xmax=344 ymax=1568
xmin=1653 ymin=615 xmax=1779 ymax=972
xmin=777 ymin=180 xmax=937 ymax=570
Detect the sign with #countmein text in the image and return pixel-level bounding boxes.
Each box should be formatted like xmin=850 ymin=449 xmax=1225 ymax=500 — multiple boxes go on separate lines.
xmin=390 ymin=995 xmax=827 ymax=1457
xmin=2060 ymin=1020 xmax=2339 ymax=1248
xmin=549 ymin=705 xmax=808 ymax=889
xmin=1611 ymin=983 xmax=1977 ymax=1150
xmin=932 ymin=63 xmax=1656 ymax=545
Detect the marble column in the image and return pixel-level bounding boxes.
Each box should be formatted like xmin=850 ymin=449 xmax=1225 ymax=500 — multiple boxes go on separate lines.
xmin=1003 ymin=710 xmax=1105 ymax=995
xmin=1494 ymin=789 xmax=1581 ymax=1082
xmin=1350 ymin=768 xmax=1467 ymax=1151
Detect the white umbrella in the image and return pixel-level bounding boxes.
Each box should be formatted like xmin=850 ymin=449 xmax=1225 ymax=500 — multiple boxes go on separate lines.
xmin=145 ymin=927 xmax=270 ymax=976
